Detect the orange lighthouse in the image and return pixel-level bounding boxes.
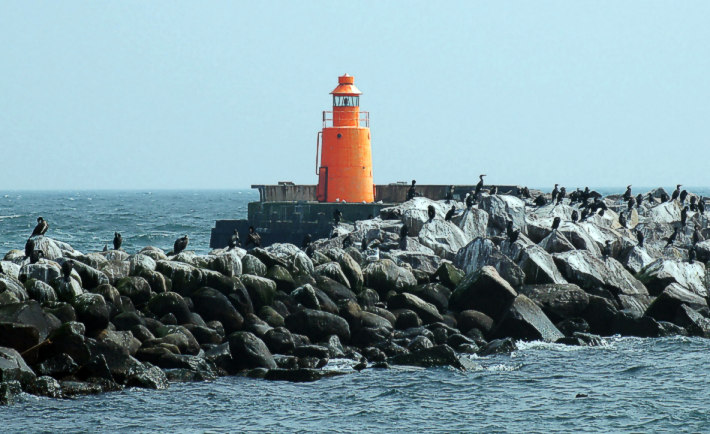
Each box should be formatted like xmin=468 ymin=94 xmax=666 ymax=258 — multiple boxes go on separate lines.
xmin=316 ymin=74 xmax=374 ymax=203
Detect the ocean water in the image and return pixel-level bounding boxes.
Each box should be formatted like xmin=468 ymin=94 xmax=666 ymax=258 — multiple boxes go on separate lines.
xmin=2 ymin=189 xmax=710 ymax=432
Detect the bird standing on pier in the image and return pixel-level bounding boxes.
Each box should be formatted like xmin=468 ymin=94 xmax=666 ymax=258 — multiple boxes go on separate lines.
xmin=173 ymin=235 xmax=189 ymax=254
xmin=427 ymin=205 xmax=436 ymax=221
xmin=551 ymin=184 xmax=559 ymax=203
xmin=465 ymin=193 xmax=475 ymax=209
xmin=475 ymin=175 xmax=486 ymax=196
xmin=627 ymin=198 xmax=635 ymax=212
xmin=30 ymin=217 xmax=49 ymax=238
xmin=407 ymin=180 xmax=417 ymax=201
xmin=506 ymin=221 xmax=520 ymax=243
xmin=690 ymin=196 xmax=697 ymax=211
xmin=521 ymin=186 xmax=531 ymax=198
xmin=647 ymin=193 xmax=655 ymax=204
xmin=246 ymin=227 xmax=261 ymax=248
xmin=399 ymin=225 xmax=409 ymax=249
xmin=444 ymin=205 xmax=456 ymax=222
xmin=672 ymin=185 xmax=681 ymax=202
xmin=636 ymin=230 xmax=644 ymax=248
xmin=229 ymin=229 xmax=242 ymax=250
xmin=623 ymin=185 xmax=632 ymax=202
xmin=113 ymin=232 xmax=122 ymax=250
xmin=665 ymin=227 xmax=679 ymax=248
xmin=61 ymin=260 xmax=74 ymax=283
xmin=661 ymin=192 xmax=670 ymax=203
xmin=552 ymin=217 xmax=561 ymax=230
xmin=699 ymin=198 xmax=705 ymax=215
xmin=29 ymin=250 xmax=44 ymax=264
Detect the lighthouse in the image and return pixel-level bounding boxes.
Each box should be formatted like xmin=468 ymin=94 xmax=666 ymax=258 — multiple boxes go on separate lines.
xmin=316 ymin=74 xmax=374 ymax=203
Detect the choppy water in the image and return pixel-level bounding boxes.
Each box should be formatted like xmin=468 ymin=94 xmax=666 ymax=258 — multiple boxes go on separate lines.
xmin=2 ymin=189 xmax=710 ymax=432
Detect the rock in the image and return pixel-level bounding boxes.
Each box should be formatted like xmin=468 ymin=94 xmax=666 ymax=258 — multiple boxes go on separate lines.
xmin=116 ymin=276 xmax=153 ymax=307
xmin=449 ymin=266 xmax=518 ymax=320
xmin=338 ymin=253 xmax=364 ymax=292
xmin=70 ymin=261 xmax=111 ymax=290
xmin=155 ymin=260 xmax=204 ymax=295
xmin=388 ymin=293 xmax=443 ymax=324
xmin=380 ymin=197 xmax=451 ymax=236
xmin=0 ymin=381 xmax=22 ymax=405
xmin=457 ymin=310 xmax=494 ymax=334
xmin=648 ymin=200 xmax=681 ymax=224
xmin=20 ymin=262 xmax=62 ymax=286
xmin=263 ymin=327 xmax=295 ymax=355
xmin=674 ymin=305 xmax=710 ymax=337
xmin=227 ymin=331 xmax=277 ymax=370
xmin=417 ymin=219 xmax=469 ymax=260
xmin=100 ymin=330 xmax=141 ymax=356
xmin=147 ymin=292 xmax=191 ymax=324
xmin=408 ymin=335 xmax=434 ymax=352
xmin=27 ymin=376 xmax=62 ymax=398
xmin=0 ymin=262 xmax=20 ymax=280
xmin=265 ymin=265 xmax=296 ymax=293
xmin=291 ymin=251 xmax=315 ymax=277
xmin=264 ymin=368 xmax=345 ymax=382
xmin=0 ymin=346 xmax=36 ymax=386
xmin=695 ymin=240 xmax=710 ymax=263
xmin=60 ymin=380 xmax=103 ymax=396
xmin=394 ymin=310 xmax=422 ymax=329
xmin=125 ymin=362 xmax=169 ymax=389
xmin=517 ymin=245 xmax=567 ymax=285
xmin=611 ymin=313 xmax=664 ymax=338
xmin=389 ymin=344 xmax=464 ymax=369
xmin=582 ymin=296 xmax=620 ymax=336
xmin=620 ymin=246 xmax=656 ymax=275
xmin=240 ymin=275 xmax=277 ymax=311
xmin=538 ymin=230 xmax=576 ymax=254
xmin=454 ymin=238 xmax=525 ymax=288
xmin=407 ymin=283 xmax=450 ymax=313
xmin=0 ymin=300 xmax=57 ymax=341
xmin=35 ymin=353 xmax=78 ymax=378
xmin=390 ymin=250 xmax=441 ymax=275
xmin=291 ymin=284 xmax=321 ymax=310
xmin=432 ymin=262 xmax=464 ymax=290
xmin=285 ymin=308 xmax=350 ymax=342
xmin=55 ymin=279 xmax=83 ymax=303
xmin=362 ymin=259 xmax=416 ymax=296
xmin=242 ymin=254 xmax=267 ymax=276
xmin=556 ymin=332 xmax=604 ymax=347
xmin=491 ymin=295 xmax=563 ymax=342
xmin=0 ymin=323 xmax=40 ymax=353
xmin=203 ymin=251 xmax=243 ymax=277
xmin=129 ymin=254 xmax=157 ymax=275
xmin=478 ymin=338 xmax=516 ymax=356
xmin=637 ymin=259 xmax=707 ymax=298
xmin=314 ymin=262 xmax=351 ymax=289
xmin=455 ymin=207 xmax=489 ymax=241
xmin=479 ymin=195 xmax=527 ymax=233
xmin=72 ymin=293 xmax=110 ymax=332
xmin=645 ymin=283 xmax=708 ymax=322
xmin=259 ymin=306 xmax=285 ymax=328
xmin=556 ymin=318 xmax=590 ymax=336
xmin=0 ymin=277 xmax=29 ymax=302
xmin=519 ymin=284 xmax=590 ymax=323
xmin=100 ymin=260 xmax=130 ymax=285
xmin=191 ymin=287 xmax=244 ymax=333
xmin=314 ymin=275 xmax=357 ymax=304
xmin=32 ymin=236 xmax=64 ymax=260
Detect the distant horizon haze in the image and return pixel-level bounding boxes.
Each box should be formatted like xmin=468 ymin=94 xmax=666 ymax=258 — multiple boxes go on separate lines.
xmin=1 ymin=1 xmax=708 ymax=190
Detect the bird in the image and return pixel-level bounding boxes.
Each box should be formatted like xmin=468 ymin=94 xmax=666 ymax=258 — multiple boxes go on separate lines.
xmin=427 ymin=205 xmax=436 ymax=221
xmin=445 ymin=205 xmax=456 ymax=221
xmin=571 ymin=210 xmax=579 ymax=223
xmin=665 ymin=227 xmax=679 ymax=248
xmin=103 ymin=244 xmax=108 ymax=252
xmin=619 ymin=213 xmax=627 ymax=228
xmin=246 ymin=226 xmax=261 ymax=248
xmin=361 ymin=237 xmax=368 ymax=251
xmin=690 ymin=196 xmax=697 ymax=212
xmin=465 ymin=193 xmax=475 ymax=209
xmin=445 ymin=185 xmax=455 ymax=203
xmin=24 ymin=238 xmax=35 ymax=259
xmin=692 ymin=226 xmax=702 ymax=245
xmin=552 ymin=217 xmax=561 ymax=230
xmin=672 ymin=185 xmax=681 ymax=202
xmin=636 ymin=230 xmax=644 ymax=248
xmin=699 ymin=198 xmax=705 ymax=215
xmin=400 ymin=224 xmax=409 ymax=239
xmin=598 ymin=208 xmax=605 ymax=217
xmin=489 ymin=185 xmax=498 ymax=195
xmin=113 ymin=232 xmax=122 ymax=250
xmin=521 ymin=186 xmax=531 ymax=198
xmin=681 ymin=206 xmax=689 ymax=226
xmin=602 ymin=241 xmax=612 ymax=259
xmin=173 ymin=235 xmax=189 ymax=255
xmin=30 ymin=217 xmax=49 ymax=238
xmin=61 ymin=260 xmax=74 ymax=283
xmin=688 ymin=246 xmax=696 ymax=264
xmin=557 ymin=187 xmax=566 ymax=205
xmin=506 ymin=221 xmax=520 ymax=243
xmin=623 ymin=185 xmax=632 ymax=202
xmin=333 ymin=209 xmax=342 ymax=225
xmin=636 ymin=194 xmax=643 ymax=208
xmin=627 ymin=198 xmax=634 ymax=212
xmin=407 ymin=180 xmax=417 ymax=201
xmin=343 ymin=234 xmax=353 ymax=249
xmin=551 ymin=184 xmax=559 ymax=203
xmin=661 ymin=192 xmax=670 ymax=203
xmin=29 ymin=250 xmax=44 ymax=264
xmin=647 ymin=193 xmax=655 ymax=204
xmin=680 ymin=190 xmax=688 ymax=204
xmin=301 ymin=233 xmax=312 ymax=250
xmin=475 ymin=174 xmax=486 ymax=196
xmin=229 ymin=229 xmax=242 ymax=250
xmin=581 ymin=209 xmax=590 ymax=221
xmin=534 ymin=195 xmax=547 ymax=207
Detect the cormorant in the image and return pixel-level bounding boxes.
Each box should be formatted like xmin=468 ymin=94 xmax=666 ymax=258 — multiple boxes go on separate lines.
xmin=521 ymin=186 xmax=531 ymax=198
xmin=61 ymin=260 xmax=73 ymax=283
xmin=688 ymin=246 xmax=696 ymax=264
xmin=671 ymin=185 xmax=681 ymax=202
xmin=246 ymin=227 xmax=261 ymax=248
xmin=692 ymin=226 xmax=702 ymax=245
xmin=475 ymin=175 xmax=486 ymax=196
xmin=29 ymin=250 xmax=43 ymax=264
xmin=113 ymin=232 xmax=122 ymax=250
xmin=173 ymin=235 xmax=189 ymax=254
xmin=665 ymin=227 xmax=679 ymax=248
xmin=465 ymin=193 xmax=475 ymax=209
xmin=557 ymin=187 xmax=566 ymax=205
xmin=361 ymin=237 xmax=368 ymax=251
xmin=534 ymin=195 xmax=547 ymax=207
xmin=627 ymin=198 xmax=634 ymax=212
xmin=407 ymin=180 xmax=417 ymax=201
xmin=301 ymin=233 xmax=312 ymax=250
xmin=506 ymin=221 xmax=520 ymax=243
xmin=103 ymin=244 xmax=108 ymax=252
xmin=581 ymin=187 xmax=591 ymax=206
xmin=333 ymin=209 xmax=342 ymax=225
xmin=229 ymin=229 xmax=242 ymax=250
xmin=647 ymin=193 xmax=654 ymax=204
xmin=551 ymin=184 xmax=559 ymax=203
xmin=399 ymin=224 xmax=409 ymax=249
xmin=636 ymin=194 xmax=643 ymax=208
xmin=581 ymin=209 xmax=589 ymax=221
xmin=445 ymin=185 xmax=455 ymax=203
xmin=598 ymin=208 xmax=605 ymax=217
xmin=30 ymin=217 xmax=49 ymax=238
xmin=636 ymin=230 xmax=644 ymax=248
xmin=24 ymin=238 xmax=35 ymax=259
xmin=602 ymin=241 xmax=612 ymax=259
xmin=681 ymin=206 xmax=688 ymax=226
xmin=343 ymin=234 xmax=353 ymax=249
xmin=699 ymin=198 xmax=705 ymax=215
xmin=660 ymin=192 xmax=670 ymax=203
xmin=571 ymin=210 xmax=579 ymax=223
xmin=623 ymin=185 xmax=632 ymax=202
xmin=552 ymin=217 xmax=561 ymax=230
xmin=680 ymin=189 xmax=688 ymax=204
xmin=489 ymin=185 xmax=497 ymax=195
xmin=427 ymin=205 xmax=436 ymax=221
xmin=619 ymin=213 xmax=627 ymax=228
xmin=445 ymin=205 xmax=455 ymax=221
xmin=690 ymin=196 xmax=697 ymax=211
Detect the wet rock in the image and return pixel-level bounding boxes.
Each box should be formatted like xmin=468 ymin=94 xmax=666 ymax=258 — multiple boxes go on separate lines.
xmin=285 ymin=308 xmax=350 ymax=342
xmin=556 ymin=317 xmax=590 ymax=337
xmin=454 ymin=238 xmax=525 ymax=288
xmin=457 ymin=310 xmax=494 ymax=334
xmin=582 ymin=296 xmax=620 ymax=336
xmin=362 ymin=259 xmax=417 ymax=296
xmin=0 ymin=323 xmax=40 ymax=353
xmin=291 ymin=284 xmax=321 ymax=310
xmin=478 ymin=338 xmax=516 ymax=356
xmin=0 ymin=300 xmax=58 ymax=341
xmin=0 ymin=381 xmax=22 ymax=405
xmin=240 ymin=275 xmax=276 ymax=311
xmin=388 ymin=293 xmax=443 ymax=324
xmin=125 ymin=363 xmax=169 ymax=389
xmin=60 ymin=380 xmax=103 ymax=396
xmin=314 ymin=275 xmax=357 ymax=304
xmin=407 ymin=335 xmax=434 ymax=352
xmin=263 ymin=327 xmax=296 ymax=355
xmin=264 ymin=368 xmax=345 ymax=382
xmin=258 ymin=306 xmax=285 ymax=328
xmin=394 ymin=310 xmax=422 ymax=329
xmin=115 ymin=276 xmax=153 ymax=307
xmin=520 ymin=283 xmax=590 ymax=323
xmin=337 ymin=253 xmax=364 ymax=292
xmin=449 ymin=266 xmax=518 ymax=320
xmin=72 ymin=293 xmax=110 ymax=333
xmin=556 ymin=332 xmax=604 ymax=347
xmin=611 ymin=313 xmax=663 ymax=338
xmin=674 ymin=305 xmax=710 ymax=337
xmin=147 ymin=292 xmax=191 ymax=324
xmin=27 ymin=375 xmax=62 ymax=398
xmin=0 ymin=346 xmax=36 ymax=386
xmin=389 ymin=344 xmax=463 ymax=369
xmin=492 ymin=295 xmax=563 ymax=342
xmin=227 ymin=331 xmax=277 ymax=370
xmin=155 ymin=261 xmax=204 ymax=295
xmin=314 ymin=262 xmax=351 ymax=290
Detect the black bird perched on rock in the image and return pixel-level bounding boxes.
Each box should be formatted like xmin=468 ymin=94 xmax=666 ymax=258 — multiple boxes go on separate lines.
xmin=29 ymin=250 xmax=43 ymax=264
xmin=692 ymin=226 xmax=702 ymax=245
xmin=407 ymin=180 xmax=417 ymax=201
xmin=619 ymin=213 xmax=627 ymax=228
xmin=623 ymin=185 xmax=632 ymax=202
xmin=681 ymin=206 xmax=689 ymax=226
xmin=602 ymin=241 xmax=612 ymax=259
xmin=506 ymin=221 xmax=520 ymax=243
xmin=24 ymin=238 xmax=35 ymax=259
xmin=521 ymin=186 xmax=531 ymax=198
xmin=688 ymin=246 xmax=696 ymax=264
xmin=229 ymin=229 xmax=242 ymax=250
xmin=680 ymin=189 xmax=688 ymax=204
xmin=557 ymin=187 xmax=566 ymax=205
xmin=489 ymin=185 xmax=498 ymax=195
xmin=445 ymin=185 xmax=455 ymax=203
xmin=552 ymin=216 xmax=561 ymax=230
xmin=690 ymin=196 xmax=697 ymax=211
xmin=465 ymin=192 xmax=475 ymax=209
xmin=571 ymin=210 xmax=579 ymax=223
xmin=635 ymin=194 xmax=643 ymax=208
xmin=333 ymin=209 xmax=342 ymax=225
xmin=361 ymin=237 xmax=368 ymax=251
xmin=343 ymin=234 xmax=353 ymax=249
xmin=173 ymin=235 xmax=189 ymax=254
xmin=581 ymin=187 xmax=591 ymax=206
xmin=627 ymin=198 xmax=635 ymax=212
xmin=636 ymin=230 xmax=644 ymax=248
xmin=551 ymin=184 xmax=559 ymax=203
xmin=427 ymin=205 xmax=436 ymax=221
xmin=103 ymin=244 xmax=108 ymax=252
xmin=661 ymin=192 xmax=670 ymax=203
xmin=665 ymin=227 xmax=679 ymax=248
xmin=30 ymin=217 xmax=49 ymax=238
xmin=399 ymin=225 xmax=408 ymax=249
xmin=581 ymin=209 xmax=589 ymax=221
xmin=246 ymin=227 xmax=261 ymax=248
xmin=672 ymin=185 xmax=681 ymax=202
xmin=113 ymin=232 xmax=122 ymax=250
xmin=61 ymin=260 xmax=73 ymax=283
xmin=301 ymin=233 xmax=312 ymax=250
xmin=598 ymin=208 xmax=605 ymax=217
xmin=534 ymin=194 xmax=547 ymax=207
xmin=445 ymin=205 xmax=456 ymax=222
xmin=647 ymin=193 xmax=655 ymax=204
xmin=475 ymin=174 xmax=486 ymax=196
xmin=699 ymin=198 xmax=705 ymax=215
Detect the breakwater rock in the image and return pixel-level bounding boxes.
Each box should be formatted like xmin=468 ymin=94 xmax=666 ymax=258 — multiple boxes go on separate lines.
xmin=0 ymin=189 xmax=708 ymax=403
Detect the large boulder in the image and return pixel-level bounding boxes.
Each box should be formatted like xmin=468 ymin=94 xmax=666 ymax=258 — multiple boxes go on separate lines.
xmin=0 ymin=277 xmax=30 ymax=302
xmin=389 ymin=344 xmax=463 ymax=369
xmin=637 ymin=259 xmax=707 ymax=298
xmin=147 ymin=292 xmax=192 ymax=324
xmin=0 ymin=300 xmax=57 ymax=341
xmin=381 ymin=197 xmax=452 ymax=236
xmin=24 ymin=279 xmax=58 ymax=304
xmin=242 ymin=254 xmax=268 ymax=277
xmin=648 ymin=200 xmax=682 ymax=224
xmin=116 ymin=276 xmax=153 ymax=306
xmin=517 ymin=245 xmax=567 ymax=285
xmin=285 ymin=308 xmax=350 ymax=342
xmin=337 ymin=253 xmax=364 ymax=292
xmin=240 ymin=275 xmax=277 ymax=310
xmin=0 ymin=347 xmax=36 ymax=386
xmin=454 ymin=238 xmax=525 ymax=288
xmin=191 ymin=287 xmax=244 ymax=333
xmin=645 ymin=283 xmax=708 ymax=323
xmin=538 ymin=228 xmax=577 ymax=254
xmin=265 ymin=265 xmax=296 ymax=293
xmin=227 ymin=331 xmax=277 ymax=370
xmin=454 ymin=207 xmax=489 ymax=241
xmin=491 ymin=294 xmax=564 ymax=342
xmin=99 ymin=260 xmax=131 ymax=285
xmin=20 ymin=262 xmax=61 ymax=285
xmin=519 ymin=283 xmax=590 ymax=323
xmin=128 ymin=254 xmax=157 ymax=275
xmin=479 ymin=194 xmax=527 ymax=233
xmin=155 ymin=261 xmax=203 ymax=295
xmin=620 ymin=246 xmax=656 ymax=275
xmin=72 ymin=261 xmax=111 ymax=290
xmin=314 ymin=262 xmax=351 ymax=289
xmin=389 ymin=251 xmax=441 ymax=275
xmin=407 ymin=283 xmax=451 ymax=313
xmin=417 ymin=219 xmax=469 ymax=260
xmin=72 ymin=293 xmax=110 ymax=332
xmin=387 ymin=293 xmax=443 ymax=324
xmin=432 ymin=262 xmax=464 ymax=290
xmin=31 ymin=236 xmax=64 ymax=260
xmin=362 ymin=259 xmax=417 ymax=296
xmin=449 ymin=266 xmax=518 ymax=320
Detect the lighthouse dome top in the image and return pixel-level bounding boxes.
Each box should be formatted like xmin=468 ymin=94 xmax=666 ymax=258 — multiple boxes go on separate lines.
xmin=330 ymin=74 xmax=362 ymax=96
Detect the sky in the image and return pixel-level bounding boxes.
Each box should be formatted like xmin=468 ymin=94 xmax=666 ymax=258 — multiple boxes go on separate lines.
xmin=1 ymin=1 xmax=708 ymax=190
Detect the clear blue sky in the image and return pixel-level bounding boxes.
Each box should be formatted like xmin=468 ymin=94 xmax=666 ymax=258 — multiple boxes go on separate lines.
xmin=1 ymin=1 xmax=708 ymax=190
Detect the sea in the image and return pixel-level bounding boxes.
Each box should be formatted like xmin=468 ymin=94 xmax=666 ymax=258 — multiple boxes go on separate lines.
xmin=1 ymin=189 xmax=710 ymax=433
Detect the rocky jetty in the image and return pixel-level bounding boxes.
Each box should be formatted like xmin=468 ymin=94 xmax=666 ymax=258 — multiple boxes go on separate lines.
xmin=0 ymin=188 xmax=708 ymax=403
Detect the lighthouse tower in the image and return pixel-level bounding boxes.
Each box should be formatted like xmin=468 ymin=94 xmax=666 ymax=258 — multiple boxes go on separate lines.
xmin=316 ymin=74 xmax=374 ymax=203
